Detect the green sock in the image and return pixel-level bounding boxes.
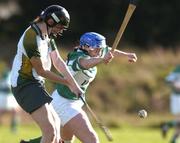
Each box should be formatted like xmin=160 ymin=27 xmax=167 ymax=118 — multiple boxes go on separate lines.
xmin=29 ymin=137 xmax=41 ymax=143
xmin=171 ymin=134 xmax=178 ymax=143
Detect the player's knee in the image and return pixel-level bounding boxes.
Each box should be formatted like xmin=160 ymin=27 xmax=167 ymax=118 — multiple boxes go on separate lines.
xmin=42 ymin=124 xmax=56 ymax=141
xmin=43 ymin=124 xmax=54 ymax=134
xmin=88 ymin=131 xmax=99 ymax=143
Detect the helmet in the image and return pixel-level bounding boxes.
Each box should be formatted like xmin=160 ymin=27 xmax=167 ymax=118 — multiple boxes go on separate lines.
xmin=40 ymin=5 xmax=70 ymax=28
xmin=80 ymin=32 xmax=107 ymax=48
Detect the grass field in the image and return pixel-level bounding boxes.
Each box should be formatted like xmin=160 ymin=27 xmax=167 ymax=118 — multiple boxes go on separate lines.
xmin=0 ymin=123 xmax=175 ymax=143
xmin=0 ymin=114 xmax=179 ymax=143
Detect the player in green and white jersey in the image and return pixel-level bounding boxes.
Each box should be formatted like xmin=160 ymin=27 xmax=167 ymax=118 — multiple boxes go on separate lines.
xmin=51 ymin=32 xmax=137 ymax=143
xmin=161 ymin=65 xmax=180 ymax=143
xmin=0 ymin=69 xmax=20 ymax=133
xmin=10 ymin=5 xmax=83 ymax=143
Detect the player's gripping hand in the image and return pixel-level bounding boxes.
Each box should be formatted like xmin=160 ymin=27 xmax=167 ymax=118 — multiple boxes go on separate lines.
xmin=69 ymin=83 xmax=84 ymax=98
xmin=103 ymin=51 xmax=114 ymax=64
xmin=127 ymin=53 xmax=137 ymax=62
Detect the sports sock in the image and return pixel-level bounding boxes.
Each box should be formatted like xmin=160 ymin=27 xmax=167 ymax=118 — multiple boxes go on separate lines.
xmin=170 ymin=134 xmax=179 ymax=143
xmin=29 ymin=137 xmax=41 ymax=143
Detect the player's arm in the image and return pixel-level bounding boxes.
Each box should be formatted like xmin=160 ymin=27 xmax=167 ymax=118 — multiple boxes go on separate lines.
xmin=79 ymin=52 xmax=113 ymax=69
xmin=50 ymin=49 xmax=76 ymax=79
xmin=50 ymin=49 xmax=84 ymax=96
xmin=112 ymin=48 xmax=137 ymax=62
xmin=79 ymin=57 xmax=103 ymax=69
xmin=30 ymin=56 xmax=69 ymax=86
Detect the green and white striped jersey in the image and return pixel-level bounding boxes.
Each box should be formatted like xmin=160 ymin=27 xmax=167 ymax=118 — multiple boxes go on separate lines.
xmin=166 ymin=65 xmax=180 ymax=94
xmin=11 ymin=24 xmax=57 ymax=87
xmin=0 ymin=71 xmax=11 ymax=94
xmin=56 ymin=47 xmax=109 ymax=100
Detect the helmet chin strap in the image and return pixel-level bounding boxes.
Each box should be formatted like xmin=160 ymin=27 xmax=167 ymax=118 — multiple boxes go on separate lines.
xmin=45 ymin=19 xmax=57 ymax=38
xmin=46 ymin=24 xmax=50 ymax=37
xmin=47 ymin=24 xmax=63 ymax=38
xmin=46 ymin=24 xmax=57 ymax=38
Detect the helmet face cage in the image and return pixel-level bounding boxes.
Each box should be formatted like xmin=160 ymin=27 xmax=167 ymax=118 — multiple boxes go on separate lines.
xmin=40 ymin=5 xmax=70 ymax=28
xmin=80 ymin=32 xmax=107 ymax=48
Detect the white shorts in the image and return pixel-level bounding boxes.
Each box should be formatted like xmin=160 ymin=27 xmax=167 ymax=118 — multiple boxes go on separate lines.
xmin=170 ymin=93 xmax=180 ymax=115
xmin=0 ymin=92 xmax=19 ymax=110
xmin=51 ymin=90 xmax=84 ymax=126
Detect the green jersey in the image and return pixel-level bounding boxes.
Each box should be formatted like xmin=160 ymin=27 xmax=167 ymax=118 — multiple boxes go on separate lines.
xmin=56 ymin=47 xmax=109 ymax=100
xmin=0 ymin=71 xmax=11 ymax=94
xmin=166 ymin=65 xmax=180 ymax=94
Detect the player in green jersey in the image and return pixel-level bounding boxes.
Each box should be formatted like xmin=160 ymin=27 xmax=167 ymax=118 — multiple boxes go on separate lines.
xmin=51 ymin=32 xmax=137 ymax=143
xmin=0 ymin=69 xmax=20 ymax=133
xmin=161 ymin=65 xmax=180 ymax=143
xmin=10 ymin=5 xmax=83 ymax=143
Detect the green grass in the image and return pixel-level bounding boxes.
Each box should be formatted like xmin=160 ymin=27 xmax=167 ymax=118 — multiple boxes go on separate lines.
xmin=0 ymin=123 xmax=40 ymax=143
xmin=0 ymin=121 xmax=178 ymax=143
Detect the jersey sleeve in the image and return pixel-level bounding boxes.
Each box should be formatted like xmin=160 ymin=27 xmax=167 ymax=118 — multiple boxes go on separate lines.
xmin=23 ymin=28 xmax=40 ymax=59
xmin=73 ymin=55 xmax=90 ymax=71
xmin=100 ymin=46 xmax=110 ymax=58
xmin=67 ymin=52 xmax=89 ymax=71
xmin=49 ymin=38 xmax=57 ymax=52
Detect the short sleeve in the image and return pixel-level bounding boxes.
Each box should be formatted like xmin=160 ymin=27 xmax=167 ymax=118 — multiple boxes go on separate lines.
xmin=100 ymin=46 xmax=110 ymax=58
xmin=67 ymin=52 xmax=89 ymax=71
xmin=72 ymin=55 xmax=90 ymax=71
xmin=49 ymin=38 xmax=57 ymax=52
xmin=23 ymin=28 xmax=40 ymax=59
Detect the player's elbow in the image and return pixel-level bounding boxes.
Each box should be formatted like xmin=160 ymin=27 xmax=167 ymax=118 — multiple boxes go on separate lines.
xmin=36 ymin=68 xmax=46 ymax=77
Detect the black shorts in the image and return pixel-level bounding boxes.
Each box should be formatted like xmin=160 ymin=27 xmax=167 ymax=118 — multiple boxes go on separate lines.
xmin=11 ymin=82 xmax=52 ymax=114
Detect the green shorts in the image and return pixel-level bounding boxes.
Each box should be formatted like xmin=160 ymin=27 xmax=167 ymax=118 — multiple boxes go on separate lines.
xmin=11 ymin=81 xmax=52 ymax=114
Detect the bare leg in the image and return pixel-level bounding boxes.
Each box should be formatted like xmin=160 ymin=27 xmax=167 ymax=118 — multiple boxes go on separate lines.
xmin=61 ymin=110 xmax=99 ymax=143
xmin=48 ymin=104 xmax=61 ymax=143
xmin=31 ymin=103 xmax=59 ymax=143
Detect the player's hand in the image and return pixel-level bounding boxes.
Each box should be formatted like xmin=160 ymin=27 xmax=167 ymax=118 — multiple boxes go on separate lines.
xmin=127 ymin=53 xmax=137 ymax=62
xmin=69 ymin=84 xmax=84 ymax=98
xmin=103 ymin=51 xmax=114 ymax=64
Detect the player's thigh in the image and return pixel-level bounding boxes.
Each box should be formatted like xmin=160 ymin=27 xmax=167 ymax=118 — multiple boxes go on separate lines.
xmin=64 ymin=111 xmax=97 ymax=141
xmin=61 ymin=125 xmax=74 ymax=140
xmin=31 ymin=103 xmax=55 ymax=132
xmin=48 ymin=103 xmax=61 ymax=133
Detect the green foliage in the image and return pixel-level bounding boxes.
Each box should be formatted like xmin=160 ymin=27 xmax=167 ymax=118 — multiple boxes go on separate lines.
xmin=0 ymin=61 xmax=9 ymax=78
xmin=0 ymin=123 xmax=40 ymax=143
